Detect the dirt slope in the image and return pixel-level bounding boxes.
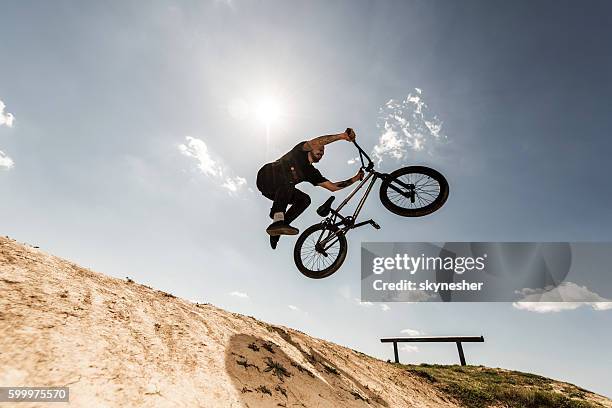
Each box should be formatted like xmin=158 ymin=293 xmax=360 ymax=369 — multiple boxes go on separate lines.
xmin=0 ymin=236 xmax=610 ymax=408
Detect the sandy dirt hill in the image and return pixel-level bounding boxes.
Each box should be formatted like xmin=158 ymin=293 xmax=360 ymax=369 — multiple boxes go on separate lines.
xmin=1 ymin=236 xmax=610 ymax=408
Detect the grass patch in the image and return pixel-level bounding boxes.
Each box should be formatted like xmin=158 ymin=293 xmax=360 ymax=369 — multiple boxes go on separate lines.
xmin=248 ymin=342 xmax=260 ymax=352
xmin=401 ymin=364 xmax=601 ymax=408
xmin=264 ymin=358 xmax=291 ymax=382
xmin=407 ymin=368 xmax=437 ymax=383
xmin=236 ymin=358 xmax=259 ymax=371
xmin=261 ymin=341 xmax=276 ymax=354
xmin=275 ymin=384 xmax=288 ymax=398
xmin=255 ymin=385 xmax=272 ymax=396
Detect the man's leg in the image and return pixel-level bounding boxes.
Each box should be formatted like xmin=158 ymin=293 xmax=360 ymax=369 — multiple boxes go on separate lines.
xmin=268 ymin=188 xmax=311 ymax=249
xmin=269 ymin=184 xmax=292 ymax=220
xmin=285 ymin=188 xmax=311 ymax=224
xmin=266 ymin=184 xmax=301 ymax=236
xmin=259 ymin=191 xmax=283 ymax=249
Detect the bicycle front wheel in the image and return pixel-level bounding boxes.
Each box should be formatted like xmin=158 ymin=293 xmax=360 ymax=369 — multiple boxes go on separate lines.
xmin=294 ymin=223 xmax=347 ymax=279
xmin=379 ymin=166 xmax=449 ymax=217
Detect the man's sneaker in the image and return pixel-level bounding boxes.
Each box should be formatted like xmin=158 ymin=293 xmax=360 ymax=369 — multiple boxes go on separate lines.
xmin=266 ymin=221 xmax=299 ymax=236
xmin=270 ymin=235 xmax=280 ymax=249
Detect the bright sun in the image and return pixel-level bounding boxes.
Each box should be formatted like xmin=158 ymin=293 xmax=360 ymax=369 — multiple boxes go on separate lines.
xmin=255 ymin=98 xmax=281 ymax=125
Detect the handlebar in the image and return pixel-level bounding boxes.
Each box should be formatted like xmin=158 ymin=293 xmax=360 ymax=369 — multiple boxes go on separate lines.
xmin=352 ymin=140 xmax=374 ymax=171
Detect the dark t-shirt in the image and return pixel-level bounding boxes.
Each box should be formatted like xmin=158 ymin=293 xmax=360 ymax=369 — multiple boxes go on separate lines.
xmin=271 ymin=141 xmax=328 ymax=186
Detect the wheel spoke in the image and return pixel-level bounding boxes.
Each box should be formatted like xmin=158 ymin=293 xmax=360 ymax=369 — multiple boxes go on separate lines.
xmin=385 ymin=170 xmax=444 ymax=211
xmin=299 ymin=225 xmax=344 ymax=273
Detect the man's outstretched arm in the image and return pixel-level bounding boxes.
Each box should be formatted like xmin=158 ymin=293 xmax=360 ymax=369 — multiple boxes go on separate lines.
xmin=318 ymin=170 xmax=364 ymax=192
xmin=303 ymin=128 xmax=356 ymax=151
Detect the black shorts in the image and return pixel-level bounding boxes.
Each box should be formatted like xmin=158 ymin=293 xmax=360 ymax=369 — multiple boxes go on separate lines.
xmin=256 ymin=163 xmax=291 ymax=197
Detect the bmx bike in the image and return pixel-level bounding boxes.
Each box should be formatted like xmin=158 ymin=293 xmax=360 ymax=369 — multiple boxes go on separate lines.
xmin=293 ymin=141 xmax=449 ymax=279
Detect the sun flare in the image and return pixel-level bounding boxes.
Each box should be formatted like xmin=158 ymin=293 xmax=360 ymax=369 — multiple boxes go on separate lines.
xmin=255 ymin=98 xmax=281 ymax=125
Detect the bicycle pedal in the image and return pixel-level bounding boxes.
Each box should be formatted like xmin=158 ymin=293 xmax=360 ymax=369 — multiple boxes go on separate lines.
xmin=370 ymin=221 xmax=381 ymax=230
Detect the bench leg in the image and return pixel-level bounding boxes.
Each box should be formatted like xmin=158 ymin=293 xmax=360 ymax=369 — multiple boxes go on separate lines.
xmin=456 ymin=342 xmax=466 ymax=366
xmin=393 ymin=342 xmax=399 ymax=363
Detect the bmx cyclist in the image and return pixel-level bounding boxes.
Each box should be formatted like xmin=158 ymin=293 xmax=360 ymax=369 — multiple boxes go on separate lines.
xmin=256 ymin=128 xmax=364 ymax=249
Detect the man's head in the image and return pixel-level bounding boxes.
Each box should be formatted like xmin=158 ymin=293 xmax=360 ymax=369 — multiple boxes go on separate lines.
xmin=309 ymin=144 xmax=324 ymax=163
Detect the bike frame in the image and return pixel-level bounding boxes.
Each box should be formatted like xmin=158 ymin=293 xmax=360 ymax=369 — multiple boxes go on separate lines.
xmin=317 ymin=142 xmax=388 ymax=249
xmin=326 ymin=169 xmax=379 ymax=231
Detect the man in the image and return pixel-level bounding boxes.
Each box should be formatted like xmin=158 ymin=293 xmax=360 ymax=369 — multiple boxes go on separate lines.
xmin=256 ymin=128 xmax=364 ymax=249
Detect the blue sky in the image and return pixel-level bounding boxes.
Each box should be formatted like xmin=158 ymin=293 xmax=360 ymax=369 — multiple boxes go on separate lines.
xmin=1 ymin=0 xmax=611 ymax=397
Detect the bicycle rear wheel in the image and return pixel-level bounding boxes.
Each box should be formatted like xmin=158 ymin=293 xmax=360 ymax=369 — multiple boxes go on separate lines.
xmin=379 ymin=166 xmax=449 ymax=217
xmin=294 ymin=223 xmax=347 ymax=279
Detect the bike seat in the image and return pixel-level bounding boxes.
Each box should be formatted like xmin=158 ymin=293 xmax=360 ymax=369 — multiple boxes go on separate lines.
xmin=316 ymin=196 xmax=335 ymax=217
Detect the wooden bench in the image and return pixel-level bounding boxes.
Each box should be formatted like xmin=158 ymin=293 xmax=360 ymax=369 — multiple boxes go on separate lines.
xmin=380 ymin=336 xmax=485 ymax=366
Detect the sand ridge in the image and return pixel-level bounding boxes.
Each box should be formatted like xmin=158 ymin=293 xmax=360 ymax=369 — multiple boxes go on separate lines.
xmin=0 ymin=237 xmax=457 ymax=407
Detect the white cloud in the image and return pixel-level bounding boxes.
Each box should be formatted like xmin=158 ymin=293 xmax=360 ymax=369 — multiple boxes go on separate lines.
xmin=592 ymin=302 xmax=612 ymax=311
xmin=512 ymin=282 xmax=612 ymax=313
xmin=179 ymin=136 xmax=222 ymax=177
xmin=0 ymin=100 xmax=15 ymax=128
xmin=0 ymin=151 xmax=14 ymax=169
xmin=400 ymin=328 xmax=423 ymax=336
xmin=513 ymin=302 xmax=612 ymax=313
xmin=288 ymin=304 xmax=309 ymax=316
xmin=344 ymin=289 xmax=392 ymax=311
xmin=513 ymin=303 xmax=584 ymax=313
xmin=229 ymin=291 xmax=249 ymax=299
xmin=349 ymin=297 xmax=391 ymax=312
xmin=221 ymin=176 xmax=247 ymax=193
xmin=400 ymin=345 xmax=419 ymax=353
xmin=355 ymin=298 xmax=374 ymax=307
xmin=178 ymin=136 xmax=247 ymax=194
xmin=373 ymin=89 xmax=446 ymax=164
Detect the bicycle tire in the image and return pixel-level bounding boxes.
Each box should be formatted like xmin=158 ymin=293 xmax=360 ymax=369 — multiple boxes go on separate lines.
xmin=379 ymin=166 xmax=449 ymax=217
xmin=294 ymin=223 xmax=348 ymax=279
